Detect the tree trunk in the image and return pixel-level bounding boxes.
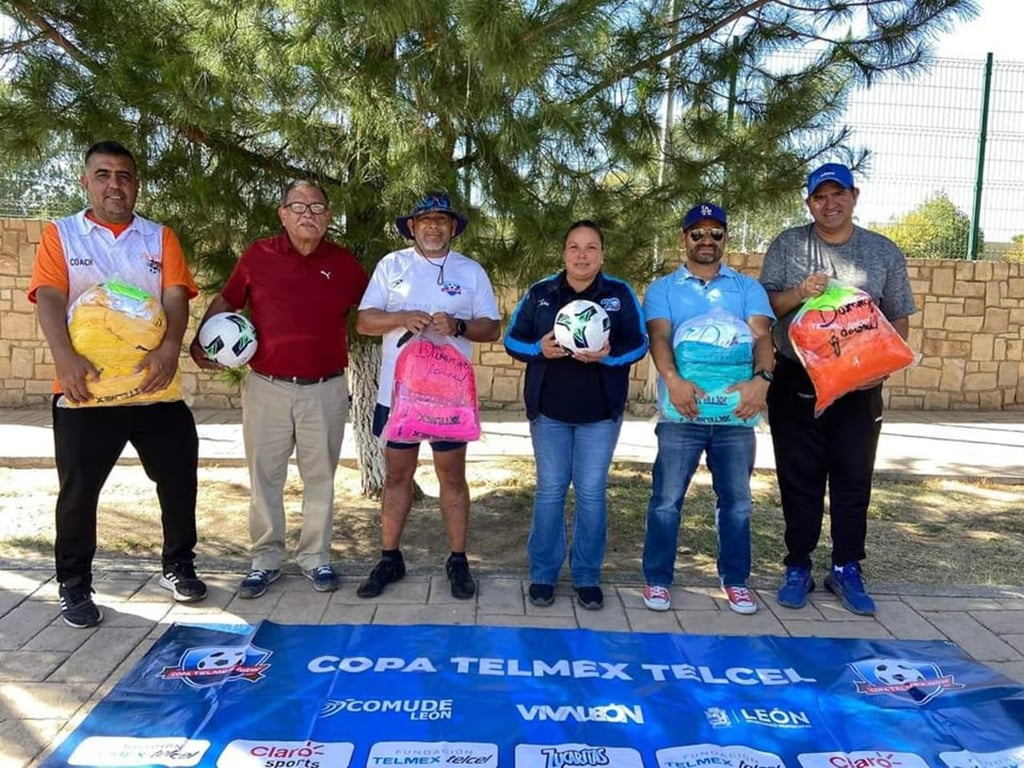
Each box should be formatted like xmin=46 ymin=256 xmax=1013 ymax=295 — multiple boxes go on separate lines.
xmin=349 ymin=339 xmax=386 ymax=499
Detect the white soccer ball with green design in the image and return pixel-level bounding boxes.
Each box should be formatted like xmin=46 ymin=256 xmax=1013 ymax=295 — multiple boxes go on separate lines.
xmin=553 ymin=299 xmax=610 ymax=354
xmin=199 ymin=312 xmax=258 ymax=368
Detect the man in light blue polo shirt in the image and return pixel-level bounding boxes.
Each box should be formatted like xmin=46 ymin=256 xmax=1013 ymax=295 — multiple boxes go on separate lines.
xmin=640 ymin=202 xmax=775 ymax=615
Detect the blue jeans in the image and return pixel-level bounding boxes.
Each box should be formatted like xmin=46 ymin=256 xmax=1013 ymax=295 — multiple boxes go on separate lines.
xmin=642 ymin=422 xmax=756 ymax=587
xmin=528 ymin=414 xmax=623 ymax=586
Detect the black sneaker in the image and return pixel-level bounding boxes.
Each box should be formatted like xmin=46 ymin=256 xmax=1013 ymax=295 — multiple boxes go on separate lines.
xmin=446 ymin=556 xmax=476 ymax=600
xmin=59 ymin=582 xmax=103 ymax=628
xmin=574 ymin=585 xmax=604 ymax=610
xmin=357 ymin=556 xmax=406 ymax=599
xmin=160 ymin=562 xmax=208 ymax=603
xmin=528 ymin=583 xmax=555 ymax=607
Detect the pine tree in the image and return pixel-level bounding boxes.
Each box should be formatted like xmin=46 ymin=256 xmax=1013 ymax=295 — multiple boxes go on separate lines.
xmin=1 ymin=0 xmax=977 ymax=495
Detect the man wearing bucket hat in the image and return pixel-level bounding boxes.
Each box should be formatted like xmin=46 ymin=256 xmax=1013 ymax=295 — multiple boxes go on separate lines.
xmin=356 ymin=191 xmax=501 ymax=599
xmin=759 ymin=163 xmax=916 ymax=616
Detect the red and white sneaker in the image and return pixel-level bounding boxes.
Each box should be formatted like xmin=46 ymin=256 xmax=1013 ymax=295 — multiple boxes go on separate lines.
xmin=642 ymin=585 xmax=671 ymax=612
xmin=724 ymin=585 xmax=758 ymax=615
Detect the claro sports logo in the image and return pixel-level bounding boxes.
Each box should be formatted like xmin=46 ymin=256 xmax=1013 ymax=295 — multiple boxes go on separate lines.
xmin=216 ymin=740 xmax=354 ymax=768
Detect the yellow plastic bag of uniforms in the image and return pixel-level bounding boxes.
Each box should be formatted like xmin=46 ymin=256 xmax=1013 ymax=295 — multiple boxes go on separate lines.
xmin=63 ymin=281 xmax=183 ymax=407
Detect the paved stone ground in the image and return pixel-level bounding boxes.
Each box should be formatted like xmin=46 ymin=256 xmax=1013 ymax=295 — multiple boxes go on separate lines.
xmin=2 ymin=567 xmax=1023 ymax=768
xmin=2 ymin=407 xmax=1023 ymax=766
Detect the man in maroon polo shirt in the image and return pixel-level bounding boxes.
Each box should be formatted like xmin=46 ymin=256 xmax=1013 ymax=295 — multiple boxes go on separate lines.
xmin=191 ymin=180 xmax=368 ymax=598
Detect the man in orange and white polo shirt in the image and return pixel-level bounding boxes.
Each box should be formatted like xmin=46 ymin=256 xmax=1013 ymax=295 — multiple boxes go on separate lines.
xmin=28 ymin=140 xmax=207 ymax=629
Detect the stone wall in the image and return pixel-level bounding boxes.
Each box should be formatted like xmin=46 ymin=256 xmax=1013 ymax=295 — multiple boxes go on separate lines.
xmin=3 ymin=217 xmax=1023 ymax=410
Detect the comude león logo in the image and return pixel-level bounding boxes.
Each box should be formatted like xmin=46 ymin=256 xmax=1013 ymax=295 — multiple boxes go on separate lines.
xmin=159 ymin=644 xmax=272 ymax=689
xmin=848 ymin=657 xmax=963 ymax=705
xmin=320 ymin=698 xmax=453 ymax=722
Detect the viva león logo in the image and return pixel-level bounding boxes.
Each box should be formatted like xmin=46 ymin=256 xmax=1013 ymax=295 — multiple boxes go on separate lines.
xmin=515 ymin=702 xmax=644 ymax=724
xmin=159 ymin=644 xmax=272 ymax=689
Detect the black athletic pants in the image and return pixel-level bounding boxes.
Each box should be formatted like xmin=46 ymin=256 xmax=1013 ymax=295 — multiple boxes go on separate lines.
xmin=51 ymin=396 xmax=199 ymax=586
xmin=766 ymin=356 xmax=883 ymax=569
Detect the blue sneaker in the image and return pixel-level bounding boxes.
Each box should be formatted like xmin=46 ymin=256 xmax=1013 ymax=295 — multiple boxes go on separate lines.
xmin=825 ymin=562 xmax=876 ymax=616
xmin=238 ymin=569 xmax=281 ymax=600
xmin=303 ymin=565 xmax=340 ymax=593
xmin=776 ymin=566 xmax=814 ymax=609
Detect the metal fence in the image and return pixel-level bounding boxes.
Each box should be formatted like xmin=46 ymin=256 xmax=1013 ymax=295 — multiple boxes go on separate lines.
xmin=3 ymin=54 xmax=1023 ymax=260
xmin=841 ymin=54 xmax=1024 ymax=260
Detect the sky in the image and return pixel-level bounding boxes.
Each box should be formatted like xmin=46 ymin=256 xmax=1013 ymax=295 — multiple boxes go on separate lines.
xmin=933 ymin=0 xmax=1022 ymax=60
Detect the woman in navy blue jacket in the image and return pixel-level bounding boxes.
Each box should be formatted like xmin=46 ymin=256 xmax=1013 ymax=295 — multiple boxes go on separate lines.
xmin=504 ymin=220 xmax=648 ymax=610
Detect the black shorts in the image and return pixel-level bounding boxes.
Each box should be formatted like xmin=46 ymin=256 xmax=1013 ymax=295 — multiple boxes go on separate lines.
xmin=372 ymin=403 xmax=465 ymax=453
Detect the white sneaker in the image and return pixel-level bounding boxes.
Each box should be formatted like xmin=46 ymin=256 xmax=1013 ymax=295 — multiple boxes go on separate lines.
xmin=642 ymin=585 xmax=671 ymax=611
xmin=724 ymin=585 xmax=758 ymax=615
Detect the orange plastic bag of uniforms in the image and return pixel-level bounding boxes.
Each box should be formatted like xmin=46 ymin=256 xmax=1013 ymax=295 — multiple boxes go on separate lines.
xmin=788 ymin=281 xmax=914 ymax=417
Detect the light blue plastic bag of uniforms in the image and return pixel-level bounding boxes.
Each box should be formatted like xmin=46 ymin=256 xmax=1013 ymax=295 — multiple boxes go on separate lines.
xmin=658 ymin=309 xmax=759 ymax=427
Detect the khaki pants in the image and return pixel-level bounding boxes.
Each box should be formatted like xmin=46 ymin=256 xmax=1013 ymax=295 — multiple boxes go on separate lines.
xmin=242 ymin=372 xmax=349 ymax=570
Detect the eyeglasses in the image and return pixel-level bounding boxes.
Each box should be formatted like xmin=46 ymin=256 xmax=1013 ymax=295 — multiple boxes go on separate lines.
xmin=283 ymin=201 xmax=329 ymax=215
xmin=688 ymin=227 xmax=725 ymax=243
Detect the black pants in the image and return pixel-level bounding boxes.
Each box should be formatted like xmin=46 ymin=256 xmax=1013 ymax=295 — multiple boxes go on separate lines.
xmin=52 ymin=397 xmax=199 ymax=586
xmin=766 ymin=356 xmax=883 ymax=569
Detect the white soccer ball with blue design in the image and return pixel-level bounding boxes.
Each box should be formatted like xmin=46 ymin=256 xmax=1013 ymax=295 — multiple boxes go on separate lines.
xmin=553 ymin=299 xmax=610 ymax=354
xmin=199 ymin=312 xmax=258 ymax=368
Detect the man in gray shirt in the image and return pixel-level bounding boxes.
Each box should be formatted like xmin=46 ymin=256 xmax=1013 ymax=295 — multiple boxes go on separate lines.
xmin=759 ymin=163 xmax=916 ymax=616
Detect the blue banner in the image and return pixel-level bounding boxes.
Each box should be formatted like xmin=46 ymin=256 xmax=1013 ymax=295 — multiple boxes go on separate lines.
xmin=44 ymin=622 xmax=1024 ymax=768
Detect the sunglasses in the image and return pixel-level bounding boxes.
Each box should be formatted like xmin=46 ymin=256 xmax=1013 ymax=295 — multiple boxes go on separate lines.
xmin=688 ymin=227 xmax=725 ymax=243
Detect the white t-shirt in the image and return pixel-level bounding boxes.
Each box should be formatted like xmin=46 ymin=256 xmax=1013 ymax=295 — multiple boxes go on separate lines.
xmin=359 ymin=246 xmax=500 ymax=406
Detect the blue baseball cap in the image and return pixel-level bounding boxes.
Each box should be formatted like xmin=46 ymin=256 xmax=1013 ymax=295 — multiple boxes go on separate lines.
xmin=396 ymin=191 xmax=469 ymax=239
xmin=682 ymin=202 xmax=727 ymax=231
xmin=807 ymin=163 xmax=855 ymax=195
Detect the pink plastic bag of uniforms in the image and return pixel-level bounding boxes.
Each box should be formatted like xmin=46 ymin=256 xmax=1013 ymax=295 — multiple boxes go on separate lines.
xmin=384 ymin=336 xmax=481 ymax=443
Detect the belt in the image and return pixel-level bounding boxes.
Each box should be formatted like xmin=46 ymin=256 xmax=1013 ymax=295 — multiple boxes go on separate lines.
xmin=253 ymin=370 xmax=344 ymax=386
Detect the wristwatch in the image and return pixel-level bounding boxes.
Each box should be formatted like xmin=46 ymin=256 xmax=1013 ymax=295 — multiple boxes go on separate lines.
xmin=454 ymin=319 xmax=468 ymax=338
xmin=754 ymin=369 xmax=774 ymax=383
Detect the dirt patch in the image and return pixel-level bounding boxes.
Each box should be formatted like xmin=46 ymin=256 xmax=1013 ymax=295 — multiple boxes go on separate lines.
xmin=2 ymin=461 xmax=1022 ymax=588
